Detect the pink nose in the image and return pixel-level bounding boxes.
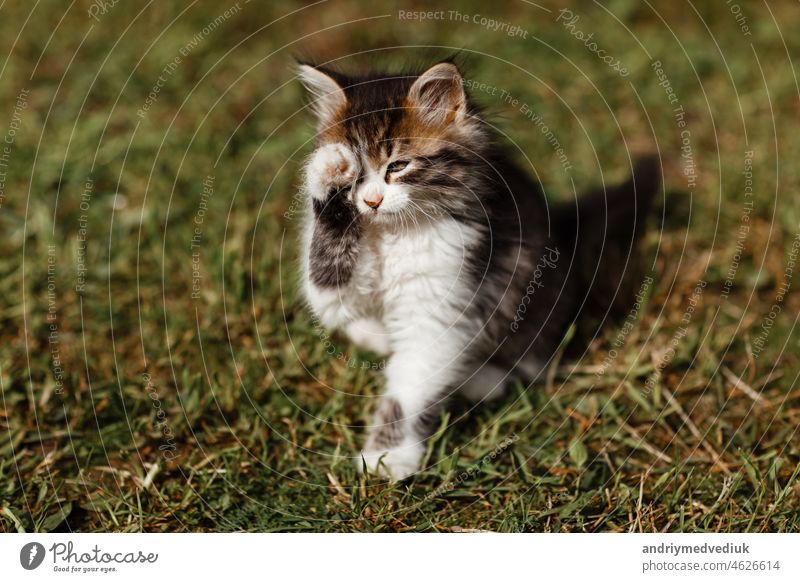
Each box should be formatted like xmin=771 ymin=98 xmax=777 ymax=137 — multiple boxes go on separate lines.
xmin=363 ymin=191 xmax=384 ymax=209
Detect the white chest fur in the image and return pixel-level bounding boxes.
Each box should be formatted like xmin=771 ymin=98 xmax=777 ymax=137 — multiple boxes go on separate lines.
xmin=304 ymin=216 xmax=481 ymax=330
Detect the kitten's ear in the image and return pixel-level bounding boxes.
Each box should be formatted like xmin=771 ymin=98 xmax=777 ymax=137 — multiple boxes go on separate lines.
xmin=297 ymin=64 xmax=347 ymax=128
xmin=406 ymin=62 xmax=466 ymax=126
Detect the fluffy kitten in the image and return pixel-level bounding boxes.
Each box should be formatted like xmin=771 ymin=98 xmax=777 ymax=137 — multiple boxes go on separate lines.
xmin=298 ymin=60 xmax=660 ymax=480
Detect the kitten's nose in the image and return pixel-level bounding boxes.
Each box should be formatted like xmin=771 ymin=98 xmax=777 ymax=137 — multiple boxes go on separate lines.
xmin=363 ymin=190 xmax=384 ymax=209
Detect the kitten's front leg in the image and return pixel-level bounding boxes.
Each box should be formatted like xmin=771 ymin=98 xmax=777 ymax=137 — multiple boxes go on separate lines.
xmin=303 ymin=143 xmax=362 ymax=328
xmin=359 ymin=334 xmax=468 ymax=480
xmin=346 ymin=318 xmax=391 ymax=355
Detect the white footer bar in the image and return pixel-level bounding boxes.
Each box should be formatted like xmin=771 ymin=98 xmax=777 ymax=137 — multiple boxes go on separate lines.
xmin=3 ymin=533 xmax=798 ymax=581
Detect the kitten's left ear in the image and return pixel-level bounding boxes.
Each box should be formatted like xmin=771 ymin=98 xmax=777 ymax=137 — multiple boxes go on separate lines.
xmin=406 ymin=62 xmax=466 ymax=126
xmin=297 ymin=64 xmax=347 ymax=128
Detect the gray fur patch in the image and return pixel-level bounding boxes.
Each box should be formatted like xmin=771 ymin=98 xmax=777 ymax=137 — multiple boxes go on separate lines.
xmin=309 ymin=188 xmax=361 ymax=287
xmin=366 ymin=396 xmax=404 ymax=450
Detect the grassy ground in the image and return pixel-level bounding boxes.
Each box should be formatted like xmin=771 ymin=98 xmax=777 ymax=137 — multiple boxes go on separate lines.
xmin=1 ymin=0 xmax=799 ymax=532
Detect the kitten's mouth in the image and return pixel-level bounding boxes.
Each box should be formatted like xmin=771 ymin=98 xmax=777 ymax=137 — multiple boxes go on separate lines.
xmin=355 ymin=199 xmax=396 ymax=221
xmin=355 ymin=195 xmax=433 ymax=225
xmin=360 ymin=208 xmax=435 ymax=230
xmin=360 ymin=208 xmax=394 ymax=223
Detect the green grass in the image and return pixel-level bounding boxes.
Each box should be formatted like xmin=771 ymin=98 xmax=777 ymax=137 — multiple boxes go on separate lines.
xmin=1 ymin=0 xmax=799 ymax=532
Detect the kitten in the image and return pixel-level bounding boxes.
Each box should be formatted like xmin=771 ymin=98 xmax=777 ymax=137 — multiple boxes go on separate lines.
xmin=298 ymin=60 xmax=660 ymax=480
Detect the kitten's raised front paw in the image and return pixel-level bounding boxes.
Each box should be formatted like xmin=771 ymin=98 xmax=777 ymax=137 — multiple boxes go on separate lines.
xmin=305 ymin=143 xmax=359 ymax=200
xmin=357 ymin=443 xmax=424 ymax=481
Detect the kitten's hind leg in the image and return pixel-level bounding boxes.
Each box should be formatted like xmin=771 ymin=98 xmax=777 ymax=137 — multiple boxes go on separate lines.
xmin=458 ymin=363 xmax=509 ymax=403
xmin=346 ymin=318 xmax=391 ymax=356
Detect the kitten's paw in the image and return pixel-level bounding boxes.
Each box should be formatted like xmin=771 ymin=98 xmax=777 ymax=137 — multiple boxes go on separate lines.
xmin=357 ymin=443 xmax=424 ymax=481
xmin=305 ymin=143 xmax=359 ymax=200
xmin=346 ymin=318 xmax=391 ymax=355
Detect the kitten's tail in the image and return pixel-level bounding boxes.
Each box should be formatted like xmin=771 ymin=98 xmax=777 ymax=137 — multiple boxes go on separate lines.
xmin=554 ymin=155 xmax=662 ymax=337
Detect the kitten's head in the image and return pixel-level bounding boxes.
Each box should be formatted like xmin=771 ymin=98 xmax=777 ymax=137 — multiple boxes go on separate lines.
xmin=299 ymin=61 xmax=489 ymax=223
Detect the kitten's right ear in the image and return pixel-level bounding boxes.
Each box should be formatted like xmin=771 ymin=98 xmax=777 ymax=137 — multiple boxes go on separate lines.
xmin=297 ymin=64 xmax=346 ymax=128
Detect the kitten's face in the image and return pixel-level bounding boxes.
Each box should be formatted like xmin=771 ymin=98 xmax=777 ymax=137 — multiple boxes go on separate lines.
xmin=300 ymin=62 xmax=487 ymax=223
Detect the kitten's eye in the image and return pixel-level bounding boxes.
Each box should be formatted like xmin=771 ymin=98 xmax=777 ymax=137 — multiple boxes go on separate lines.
xmin=386 ymin=160 xmax=411 ymax=174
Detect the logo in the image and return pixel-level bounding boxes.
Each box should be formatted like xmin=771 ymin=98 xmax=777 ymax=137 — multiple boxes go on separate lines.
xmin=20 ymin=542 xmax=46 ymax=570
